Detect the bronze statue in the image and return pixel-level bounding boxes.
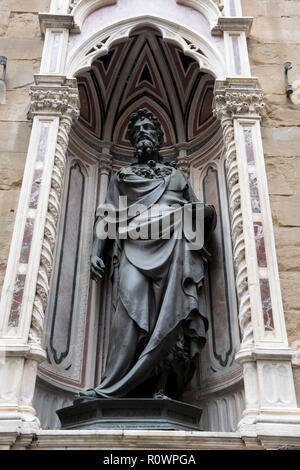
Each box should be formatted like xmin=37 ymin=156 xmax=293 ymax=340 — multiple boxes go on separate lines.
xmin=75 ymin=109 xmax=216 ymax=402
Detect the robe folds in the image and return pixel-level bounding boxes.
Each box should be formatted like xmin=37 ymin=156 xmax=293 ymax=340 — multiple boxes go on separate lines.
xmin=93 ymin=164 xmax=216 ymax=399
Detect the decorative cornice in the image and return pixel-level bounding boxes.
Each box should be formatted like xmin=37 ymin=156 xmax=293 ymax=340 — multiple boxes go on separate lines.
xmin=211 ymin=16 xmax=253 ymax=36
xmin=39 ymin=13 xmax=74 ymax=35
xmin=28 ymin=85 xmax=80 ymax=121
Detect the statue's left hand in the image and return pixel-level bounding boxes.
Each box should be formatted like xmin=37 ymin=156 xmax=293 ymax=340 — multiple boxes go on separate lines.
xmin=91 ymin=255 xmax=105 ymax=282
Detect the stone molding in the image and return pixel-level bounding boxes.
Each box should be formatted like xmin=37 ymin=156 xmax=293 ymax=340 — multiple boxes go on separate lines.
xmin=212 ymin=16 xmax=253 ymax=36
xmin=39 ymin=13 xmax=74 ymax=35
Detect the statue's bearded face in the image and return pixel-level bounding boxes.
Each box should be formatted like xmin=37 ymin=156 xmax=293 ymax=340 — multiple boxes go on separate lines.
xmin=131 ymin=117 xmax=159 ymax=160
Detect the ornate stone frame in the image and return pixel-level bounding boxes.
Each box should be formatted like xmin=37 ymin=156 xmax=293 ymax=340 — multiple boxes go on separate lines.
xmin=0 ymin=0 xmax=300 ymax=448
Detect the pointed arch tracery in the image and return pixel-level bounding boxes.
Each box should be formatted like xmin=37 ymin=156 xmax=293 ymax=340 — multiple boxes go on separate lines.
xmin=74 ymin=27 xmax=217 ymax=155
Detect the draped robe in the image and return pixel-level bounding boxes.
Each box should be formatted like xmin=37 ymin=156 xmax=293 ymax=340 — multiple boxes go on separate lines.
xmin=93 ymin=163 xmax=216 ymax=399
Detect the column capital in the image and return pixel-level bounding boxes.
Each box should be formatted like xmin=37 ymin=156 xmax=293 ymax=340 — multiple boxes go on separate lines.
xmin=213 ymin=79 xmax=265 ymax=120
xmin=28 ymin=85 xmax=80 ymax=121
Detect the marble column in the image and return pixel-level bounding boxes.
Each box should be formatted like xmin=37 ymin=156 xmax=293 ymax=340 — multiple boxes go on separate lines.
xmin=214 ymin=78 xmax=300 ymax=437
xmin=0 ymin=82 xmax=79 ymax=434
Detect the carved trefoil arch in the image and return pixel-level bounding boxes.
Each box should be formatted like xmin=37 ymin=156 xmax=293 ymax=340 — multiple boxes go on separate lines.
xmin=0 ymin=0 xmax=300 ymax=445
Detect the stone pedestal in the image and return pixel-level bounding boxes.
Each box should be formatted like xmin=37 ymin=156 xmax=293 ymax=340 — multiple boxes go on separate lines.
xmin=56 ymin=398 xmax=203 ymax=431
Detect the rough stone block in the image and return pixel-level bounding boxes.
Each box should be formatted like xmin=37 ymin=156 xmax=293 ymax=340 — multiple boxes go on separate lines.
xmin=262 ymin=128 xmax=300 ymax=157
xmin=241 ymin=0 xmax=267 ymax=17
xmin=262 ymin=100 xmax=300 ymax=128
xmin=5 ymin=60 xmax=39 ymax=91
xmin=265 ymin=0 xmax=300 ymax=18
xmin=0 ymin=38 xmax=44 ymax=60
xmin=247 ymin=41 xmax=300 ymax=67
xmin=0 ymin=189 xmax=20 ymax=216
xmin=0 ymin=153 xmax=26 ymax=190
xmin=251 ymin=65 xmax=286 ymax=95
xmin=265 ymin=157 xmax=300 ymax=196
xmin=250 ymin=17 xmax=300 ymax=43
xmin=0 ymin=91 xmax=31 ymax=121
xmin=270 ymin=195 xmax=300 ymax=227
xmin=0 ymin=122 xmax=31 ymax=153
xmin=6 ymin=13 xmax=41 ymax=38
xmin=280 ymin=272 xmax=300 ymax=312
xmin=0 ymin=0 xmax=51 ymax=13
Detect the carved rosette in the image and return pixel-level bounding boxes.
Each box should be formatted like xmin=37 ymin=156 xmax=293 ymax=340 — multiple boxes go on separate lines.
xmin=28 ymin=86 xmax=80 ymax=347
xmin=213 ymin=88 xmax=265 ymax=348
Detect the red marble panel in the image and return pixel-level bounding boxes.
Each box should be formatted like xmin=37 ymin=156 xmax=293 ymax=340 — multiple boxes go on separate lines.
xmin=249 ymin=172 xmax=261 ymax=213
xmin=19 ymin=218 xmax=35 ymax=264
xmin=29 ymin=169 xmax=43 ymax=210
xmin=254 ymin=221 xmax=267 ymax=268
xmin=260 ymin=278 xmax=274 ymax=331
xmin=8 ymin=274 xmax=26 ymax=327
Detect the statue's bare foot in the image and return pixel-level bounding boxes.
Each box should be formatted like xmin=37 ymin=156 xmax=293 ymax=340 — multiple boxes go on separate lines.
xmin=73 ymin=389 xmax=98 ymax=404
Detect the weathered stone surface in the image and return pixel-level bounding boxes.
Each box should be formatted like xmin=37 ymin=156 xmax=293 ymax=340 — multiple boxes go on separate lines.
xmin=5 ymin=60 xmax=39 ymax=91
xmin=0 ymin=153 xmax=26 ymax=190
xmin=250 ymin=17 xmax=300 ymax=44
xmin=265 ymin=157 xmax=300 ymax=195
xmin=242 ymin=0 xmax=300 ymax=18
xmin=0 ymin=10 xmax=10 ymax=36
xmin=262 ymin=128 xmax=300 ymax=157
xmin=0 ymin=38 xmax=44 ymax=60
xmin=262 ymin=101 xmax=300 ymax=128
xmin=0 ymin=122 xmax=31 ymax=153
xmin=279 ymin=272 xmax=300 ymax=312
xmin=0 ymin=0 xmax=51 ymax=13
xmin=270 ymin=195 xmax=300 ymax=227
xmin=0 ymin=91 xmax=30 ymax=121
xmin=6 ymin=13 xmax=41 ymax=38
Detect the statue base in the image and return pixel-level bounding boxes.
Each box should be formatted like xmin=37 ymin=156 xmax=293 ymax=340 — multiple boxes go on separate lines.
xmin=56 ymin=398 xmax=203 ymax=431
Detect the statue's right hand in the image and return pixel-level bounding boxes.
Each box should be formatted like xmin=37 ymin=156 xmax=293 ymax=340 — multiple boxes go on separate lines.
xmin=90 ymin=255 xmax=105 ymax=282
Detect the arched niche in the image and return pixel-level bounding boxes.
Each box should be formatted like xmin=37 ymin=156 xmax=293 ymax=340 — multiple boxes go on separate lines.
xmin=34 ymin=14 xmax=243 ymax=431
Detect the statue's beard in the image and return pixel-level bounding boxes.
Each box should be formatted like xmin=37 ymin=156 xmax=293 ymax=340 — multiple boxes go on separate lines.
xmin=133 ymin=137 xmax=159 ymax=161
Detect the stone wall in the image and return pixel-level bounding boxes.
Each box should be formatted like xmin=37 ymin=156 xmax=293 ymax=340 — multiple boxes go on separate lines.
xmin=0 ymin=0 xmax=50 ymax=291
xmin=241 ymin=0 xmax=300 ymax=402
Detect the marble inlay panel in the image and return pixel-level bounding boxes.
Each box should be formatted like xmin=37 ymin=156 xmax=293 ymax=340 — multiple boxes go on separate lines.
xmin=231 ymin=36 xmax=241 ymax=76
xmin=230 ymin=0 xmax=237 ymax=16
xmin=8 ymin=274 xmax=26 ymax=327
xmin=9 ymin=124 xmax=49 ymax=327
xmin=49 ymin=33 xmax=62 ymax=74
xmin=248 ymin=172 xmax=261 ymax=213
xmin=244 ymin=129 xmax=255 ymax=165
xmin=253 ymin=221 xmax=267 ymax=268
xmin=260 ymin=278 xmax=274 ymax=331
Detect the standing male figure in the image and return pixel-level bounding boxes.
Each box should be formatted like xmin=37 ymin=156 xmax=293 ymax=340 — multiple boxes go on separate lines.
xmin=75 ymin=108 xmax=216 ymax=402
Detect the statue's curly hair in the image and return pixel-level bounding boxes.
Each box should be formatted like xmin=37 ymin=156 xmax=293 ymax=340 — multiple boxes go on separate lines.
xmin=126 ymin=108 xmax=164 ymax=149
